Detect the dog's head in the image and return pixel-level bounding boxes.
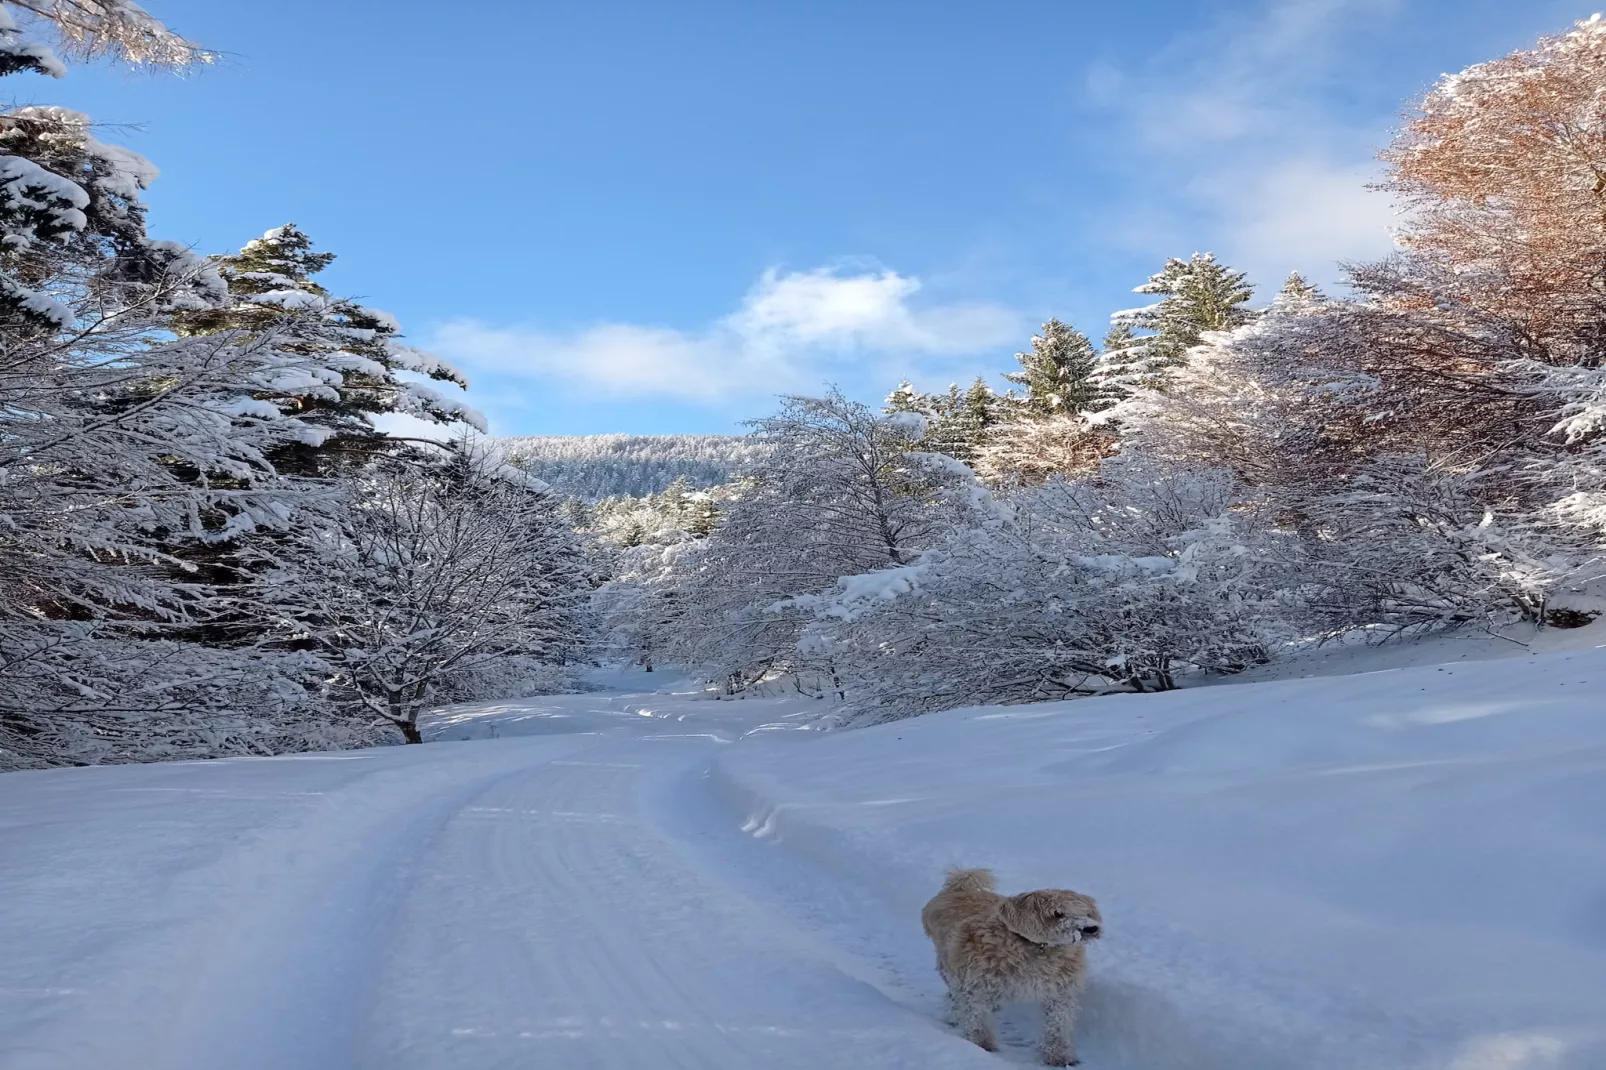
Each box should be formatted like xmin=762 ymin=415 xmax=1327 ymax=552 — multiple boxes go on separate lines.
xmin=999 ymin=889 xmax=1102 ymax=947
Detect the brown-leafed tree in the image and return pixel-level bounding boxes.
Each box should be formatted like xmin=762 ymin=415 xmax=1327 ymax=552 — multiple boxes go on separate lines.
xmin=1119 ymin=16 xmax=1606 ymax=632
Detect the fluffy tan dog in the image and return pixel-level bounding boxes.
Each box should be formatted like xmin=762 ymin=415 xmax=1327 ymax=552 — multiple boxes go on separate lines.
xmin=921 ymin=867 xmax=1101 ymax=1066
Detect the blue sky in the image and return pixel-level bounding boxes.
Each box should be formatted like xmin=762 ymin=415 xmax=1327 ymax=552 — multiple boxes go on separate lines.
xmin=18 ymin=0 xmax=1589 ymax=435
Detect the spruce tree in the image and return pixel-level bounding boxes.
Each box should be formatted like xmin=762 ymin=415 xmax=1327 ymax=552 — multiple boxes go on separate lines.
xmin=1003 ymin=318 xmax=1099 ymax=417
xmin=881 ymin=377 xmax=1005 ymax=464
xmin=657 ymin=475 xmax=689 ymax=519
xmin=559 ymin=497 xmax=592 ymax=531
xmin=918 ymin=378 xmax=998 ymax=464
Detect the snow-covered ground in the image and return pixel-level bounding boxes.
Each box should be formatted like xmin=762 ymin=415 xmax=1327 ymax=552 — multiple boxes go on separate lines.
xmin=3 ymin=639 xmax=1605 ymax=1069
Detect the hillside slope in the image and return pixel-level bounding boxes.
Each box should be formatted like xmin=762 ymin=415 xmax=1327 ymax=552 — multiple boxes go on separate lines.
xmin=499 ymin=433 xmax=761 ymax=499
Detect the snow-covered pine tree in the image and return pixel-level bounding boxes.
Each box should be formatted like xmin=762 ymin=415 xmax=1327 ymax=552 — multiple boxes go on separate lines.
xmin=0 ymin=8 xmax=65 ymax=77
xmin=906 ymin=379 xmax=1001 ymax=465
xmin=1002 ymin=318 xmax=1099 ymax=417
xmin=883 ymin=380 xmax=927 ymax=415
xmin=1091 ymin=253 xmax=1255 ymax=401
xmin=0 ymin=10 xmax=367 ymax=768
xmin=1091 ymin=322 xmax=1139 ymax=410
xmin=650 ymin=476 xmax=722 ymax=537
xmin=1275 ymin=271 xmax=1321 ymax=308
xmin=906 ymin=382 xmax=961 ymax=458
xmin=176 ymin=224 xmax=480 ymax=477
xmin=951 ymin=377 xmax=1004 ymax=462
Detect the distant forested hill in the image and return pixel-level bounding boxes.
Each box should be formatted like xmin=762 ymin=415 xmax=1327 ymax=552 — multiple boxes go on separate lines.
xmin=500 ymin=434 xmax=760 ymax=500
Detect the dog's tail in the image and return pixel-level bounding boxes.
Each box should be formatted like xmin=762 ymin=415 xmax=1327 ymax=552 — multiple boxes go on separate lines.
xmin=941 ymin=867 xmax=995 ymax=894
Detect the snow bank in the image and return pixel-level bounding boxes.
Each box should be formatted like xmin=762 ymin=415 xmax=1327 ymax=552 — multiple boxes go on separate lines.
xmin=709 ymin=644 xmax=1606 ymax=1069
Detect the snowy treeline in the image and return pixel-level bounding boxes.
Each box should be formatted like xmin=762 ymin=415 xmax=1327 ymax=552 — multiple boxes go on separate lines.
xmin=0 ymin=5 xmax=592 ymax=769
xmin=598 ymin=17 xmax=1606 ymax=722
xmin=501 ymin=433 xmax=761 ymax=500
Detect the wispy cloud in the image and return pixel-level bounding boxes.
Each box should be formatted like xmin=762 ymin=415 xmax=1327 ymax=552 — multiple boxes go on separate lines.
xmin=428 ymin=265 xmax=1021 ymax=403
xmin=1083 ymin=0 xmax=1402 ymax=285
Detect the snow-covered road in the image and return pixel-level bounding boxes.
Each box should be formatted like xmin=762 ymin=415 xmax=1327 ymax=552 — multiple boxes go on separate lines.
xmin=0 ymin=675 xmax=994 ymax=1070
xmin=6 ymin=645 xmax=1606 ymax=1070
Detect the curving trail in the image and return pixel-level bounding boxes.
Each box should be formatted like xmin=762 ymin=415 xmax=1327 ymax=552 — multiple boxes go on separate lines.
xmin=0 ymin=675 xmax=997 ymax=1070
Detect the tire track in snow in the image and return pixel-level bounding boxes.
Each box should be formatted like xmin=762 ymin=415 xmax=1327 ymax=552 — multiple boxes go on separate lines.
xmin=359 ymin=729 xmax=998 ymax=1069
xmin=1 ymin=738 xmax=599 ymax=1070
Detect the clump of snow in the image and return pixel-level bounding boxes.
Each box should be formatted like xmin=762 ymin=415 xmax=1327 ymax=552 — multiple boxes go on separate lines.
xmin=777 ymin=561 xmax=929 ymax=622
xmin=247 ymin=289 xmax=327 ymax=312
xmin=882 ymin=410 xmax=929 ymax=438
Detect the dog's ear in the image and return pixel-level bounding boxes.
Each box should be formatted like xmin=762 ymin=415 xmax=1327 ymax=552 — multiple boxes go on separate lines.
xmin=998 ymin=892 xmax=1044 ymax=942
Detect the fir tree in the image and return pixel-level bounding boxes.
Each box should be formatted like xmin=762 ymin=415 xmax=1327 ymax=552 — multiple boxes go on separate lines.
xmin=656 ymin=475 xmax=692 ymax=525
xmin=177 ymin=224 xmax=478 ymax=477
xmin=882 ymin=378 xmax=1004 ymax=464
xmin=681 ymin=492 xmax=720 ymax=537
xmin=1273 ymin=271 xmax=1322 ymax=309
xmin=559 ymin=497 xmax=592 ymax=531
xmin=1092 ymin=253 xmax=1255 ymax=400
xmin=0 ymin=12 xmax=358 ymax=767
xmin=1091 ymin=322 xmax=1139 ymax=411
xmin=883 ymin=381 xmax=926 ymax=414
xmin=955 ymin=377 xmax=1003 ymax=459
xmin=917 ymin=383 xmax=965 ymax=458
xmin=1003 ymin=318 xmax=1099 ymax=417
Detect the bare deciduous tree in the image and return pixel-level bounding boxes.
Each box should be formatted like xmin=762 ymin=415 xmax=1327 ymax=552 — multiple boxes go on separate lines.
xmin=279 ymin=446 xmax=590 ymax=743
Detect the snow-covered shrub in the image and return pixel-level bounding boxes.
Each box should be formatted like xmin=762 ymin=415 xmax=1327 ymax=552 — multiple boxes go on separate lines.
xmin=427 ymin=656 xmax=578 ymax=707
xmin=802 ymin=461 xmax=1296 ymax=723
xmin=973 ymin=413 xmax=1114 ymax=487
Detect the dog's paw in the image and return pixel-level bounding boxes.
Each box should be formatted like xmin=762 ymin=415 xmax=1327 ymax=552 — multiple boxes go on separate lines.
xmin=1041 ymin=1049 xmax=1078 ymax=1066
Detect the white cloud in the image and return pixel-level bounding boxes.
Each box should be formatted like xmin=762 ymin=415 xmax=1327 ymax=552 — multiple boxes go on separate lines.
xmin=1086 ymin=0 xmax=1403 ymax=283
xmin=429 ymin=266 xmax=1020 ymax=403
xmin=1196 ymin=156 xmax=1400 ymax=281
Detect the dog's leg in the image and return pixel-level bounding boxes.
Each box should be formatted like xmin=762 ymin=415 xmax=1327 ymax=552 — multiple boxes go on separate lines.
xmin=936 ymin=957 xmax=958 ymax=1026
xmin=1040 ymin=990 xmax=1082 ymax=1067
xmin=953 ymin=980 xmax=999 ymax=1052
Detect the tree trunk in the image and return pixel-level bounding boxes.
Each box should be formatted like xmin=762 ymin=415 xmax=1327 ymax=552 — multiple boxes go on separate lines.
xmin=399 ymin=719 xmax=423 ymax=745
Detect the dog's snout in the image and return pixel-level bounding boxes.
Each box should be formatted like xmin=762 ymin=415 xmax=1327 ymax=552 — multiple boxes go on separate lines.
xmin=1080 ymin=923 xmax=1101 ymax=936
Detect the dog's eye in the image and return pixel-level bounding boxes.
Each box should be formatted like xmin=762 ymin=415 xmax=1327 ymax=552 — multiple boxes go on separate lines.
xmin=1051 ymin=910 xmax=1065 ymax=919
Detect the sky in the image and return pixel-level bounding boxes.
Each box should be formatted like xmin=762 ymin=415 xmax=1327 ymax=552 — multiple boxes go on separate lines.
xmin=15 ymin=0 xmax=1591 ymax=436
